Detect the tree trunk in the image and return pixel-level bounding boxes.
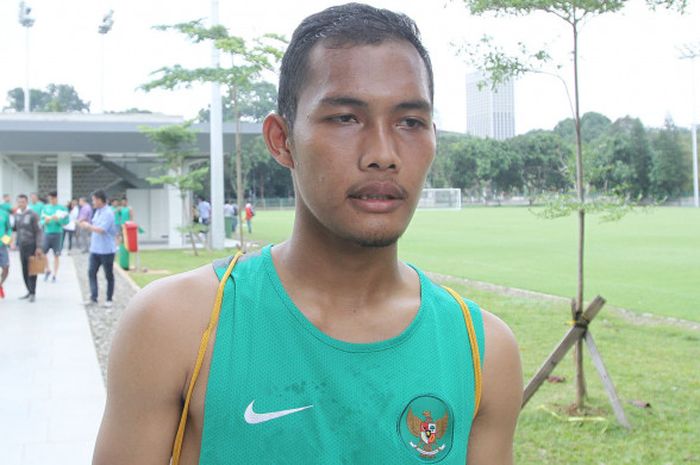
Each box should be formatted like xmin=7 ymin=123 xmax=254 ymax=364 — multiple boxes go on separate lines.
xmin=572 ymin=15 xmax=587 ymax=409
xmin=233 ymin=84 xmax=245 ymax=252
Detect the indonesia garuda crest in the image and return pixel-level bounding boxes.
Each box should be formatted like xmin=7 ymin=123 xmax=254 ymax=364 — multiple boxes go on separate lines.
xmin=406 ymin=409 xmax=449 ymax=458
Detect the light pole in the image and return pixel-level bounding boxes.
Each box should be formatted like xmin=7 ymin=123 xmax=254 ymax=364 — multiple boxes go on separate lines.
xmin=679 ymin=43 xmax=700 ymax=208
xmin=98 ymin=10 xmax=114 ymax=113
xmin=209 ymin=0 xmax=225 ymax=249
xmin=18 ymin=1 xmax=35 ymax=113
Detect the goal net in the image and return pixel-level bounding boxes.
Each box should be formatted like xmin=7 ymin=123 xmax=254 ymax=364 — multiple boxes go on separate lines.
xmin=418 ymin=188 xmax=462 ymax=210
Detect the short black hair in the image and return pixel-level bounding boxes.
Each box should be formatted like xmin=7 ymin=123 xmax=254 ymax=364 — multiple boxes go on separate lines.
xmin=48 ymin=191 xmax=58 ymax=198
xmin=91 ymin=190 xmax=107 ymax=203
xmin=18 ymin=194 xmax=28 ymax=201
xmin=278 ymin=2 xmax=433 ymax=129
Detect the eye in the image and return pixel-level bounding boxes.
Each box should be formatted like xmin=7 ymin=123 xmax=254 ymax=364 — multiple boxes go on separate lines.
xmin=399 ymin=117 xmax=426 ymax=129
xmin=329 ymin=114 xmax=359 ymax=124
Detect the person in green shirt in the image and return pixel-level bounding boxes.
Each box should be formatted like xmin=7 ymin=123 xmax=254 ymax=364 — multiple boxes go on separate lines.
xmin=1 ymin=194 xmax=13 ymax=214
xmin=29 ymin=192 xmax=45 ymax=216
xmin=0 ymin=205 xmax=11 ymax=299
xmin=93 ymin=5 xmax=523 ymax=465
xmin=111 ymin=198 xmax=123 ymax=243
xmin=40 ymin=191 xmax=69 ymax=282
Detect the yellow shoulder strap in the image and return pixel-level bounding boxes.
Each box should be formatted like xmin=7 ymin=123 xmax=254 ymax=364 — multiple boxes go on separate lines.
xmin=171 ymin=252 xmax=243 ymax=465
xmin=442 ymin=286 xmax=483 ymax=418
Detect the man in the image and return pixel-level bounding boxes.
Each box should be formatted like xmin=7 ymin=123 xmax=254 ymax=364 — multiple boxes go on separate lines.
xmin=40 ymin=191 xmax=69 ymax=282
xmin=244 ymin=202 xmax=254 ymax=234
xmin=12 ymin=194 xmax=42 ymax=302
xmin=120 ymin=197 xmax=133 ymax=225
xmin=93 ymin=4 xmax=522 ymax=465
xmin=111 ymin=198 xmax=123 ymax=243
xmin=79 ymin=190 xmax=117 ymax=308
xmin=29 ymin=192 xmax=44 ymax=216
xmin=0 ymin=203 xmax=11 ymax=298
xmin=197 ymin=196 xmax=211 ymax=226
xmin=76 ymin=196 xmax=93 ymax=253
xmin=1 ymin=194 xmax=13 ymax=213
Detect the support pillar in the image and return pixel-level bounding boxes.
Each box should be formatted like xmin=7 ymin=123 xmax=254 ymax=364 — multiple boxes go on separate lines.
xmin=167 ymin=184 xmax=183 ymax=249
xmin=57 ymin=153 xmax=72 ymax=203
xmin=0 ymin=155 xmax=5 ymax=196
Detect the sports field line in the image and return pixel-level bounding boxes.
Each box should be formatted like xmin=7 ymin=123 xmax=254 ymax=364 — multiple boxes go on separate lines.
xmin=426 ymin=271 xmax=700 ymax=332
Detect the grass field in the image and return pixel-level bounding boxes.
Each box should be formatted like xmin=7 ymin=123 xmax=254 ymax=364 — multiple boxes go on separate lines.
xmin=133 ymin=206 xmax=697 ymax=321
xmin=127 ymin=207 xmax=700 ymax=463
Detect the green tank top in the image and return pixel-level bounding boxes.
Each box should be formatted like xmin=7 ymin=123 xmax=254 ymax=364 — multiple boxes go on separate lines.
xmin=200 ymin=245 xmax=485 ymax=464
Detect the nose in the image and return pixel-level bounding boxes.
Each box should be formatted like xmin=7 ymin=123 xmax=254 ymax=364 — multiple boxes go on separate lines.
xmin=359 ymin=123 xmax=401 ymax=171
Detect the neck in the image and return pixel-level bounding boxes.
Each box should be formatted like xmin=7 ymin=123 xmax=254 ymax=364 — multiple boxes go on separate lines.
xmin=272 ymin=208 xmax=406 ymax=302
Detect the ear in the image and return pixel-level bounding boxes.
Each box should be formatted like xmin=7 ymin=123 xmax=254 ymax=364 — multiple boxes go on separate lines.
xmin=263 ymin=113 xmax=294 ymax=169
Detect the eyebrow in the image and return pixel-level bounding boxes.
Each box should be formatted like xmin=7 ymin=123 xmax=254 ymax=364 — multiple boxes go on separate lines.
xmin=319 ymin=96 xmax=368 ymax=108
xmin=319 ymin=96 xmax=432 ymax=113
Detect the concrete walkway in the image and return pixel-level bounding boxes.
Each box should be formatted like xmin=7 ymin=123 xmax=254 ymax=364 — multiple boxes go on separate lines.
xmin=0 ymin=250 xmax=105 ymax=465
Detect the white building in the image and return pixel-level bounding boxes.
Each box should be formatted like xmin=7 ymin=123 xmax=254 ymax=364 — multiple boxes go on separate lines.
xmin=465 ymin=71 xmax=515 ymax=140
xmin=0 ymin=112 xmax=260 ymax=247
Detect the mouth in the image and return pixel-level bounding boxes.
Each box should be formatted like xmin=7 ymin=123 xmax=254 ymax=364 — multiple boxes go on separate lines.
xmin=347 ymin=181 xmax=407 ymax=213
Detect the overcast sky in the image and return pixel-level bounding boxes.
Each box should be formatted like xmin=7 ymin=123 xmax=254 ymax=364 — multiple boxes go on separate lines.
xmin=0 ymin=0 xmax=698 ymax=134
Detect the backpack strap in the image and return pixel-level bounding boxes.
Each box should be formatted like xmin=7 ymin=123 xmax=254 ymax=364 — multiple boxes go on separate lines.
xmin=442 ymin=286 xmax=483 ymax=418
xmin=171 ymin=251 xmax=243 ymax=465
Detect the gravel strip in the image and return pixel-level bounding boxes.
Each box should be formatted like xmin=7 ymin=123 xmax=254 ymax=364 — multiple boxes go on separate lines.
xmin=72 ymin=252 xmax=139 ymax=383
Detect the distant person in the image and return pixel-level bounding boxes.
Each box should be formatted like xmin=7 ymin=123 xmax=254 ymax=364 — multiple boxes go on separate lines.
xmin=0 ymin=203 xmax=11 ymax=298
xmin=29 ymin=192 xmax=44 ymax=216
xmin=80 ymin=190 xmax=117 ymax=308
xmin=63 ymin=198 xmax=79 ymax=252
xmin=1 ymin=194 xmax=12 ymax=213
xmin=40 ymin=191 xmax=69 ymax=282
xmin=244 ymin=202 xmax=255 ymax=234
xmin=120 ymin=197 xmax=133 ymax=224
xmin=197 ymin=196 xmax=211 ymax=226
xmin=13 ymin=194 xmax=43 ymax=302
xmin=231 ymin=201 xmax=239 ymax=234
xmin=223 ymin=200 xmax=238 ymax=235
xmin=76 ymin=196 xmax=93 ymax=253
xmin=111 ymin=199 xmax=123 ymax=243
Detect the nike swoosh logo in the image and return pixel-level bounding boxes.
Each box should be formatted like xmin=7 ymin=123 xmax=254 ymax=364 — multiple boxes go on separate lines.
xmin=244 ymin=400 xmax=313 ymax=424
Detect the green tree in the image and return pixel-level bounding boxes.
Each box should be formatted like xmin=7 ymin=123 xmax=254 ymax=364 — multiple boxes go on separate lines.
xmin=5 ymin=84 xmax=90 ymax=112
xmin=197 ymin=81 xmax=277 ymax=123
xmin=141 ymin=122 xmax=208 ymax=255
xmin=142 ymin=19 xmax=285 ymax=251
xmin=461 ymin=0 xmax=687 ymax=410
xmin=508 ymin=130 xmax=572 ymax=202
xmin=553 ymin=111 xmax=612 ymax=145
xmin=650 ymin=118 xmax=691 ymax=199
xmin=588 ymin=116 xmax=653 ymax=198
xmin=240 ymin=135 xmax=293 ymax=201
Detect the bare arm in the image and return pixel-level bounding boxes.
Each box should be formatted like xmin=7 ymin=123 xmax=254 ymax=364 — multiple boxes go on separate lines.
xmin=93 ymin=266 xmax=218 ymax=464
xmin=466 ymin=310 xmax=523 ymax=465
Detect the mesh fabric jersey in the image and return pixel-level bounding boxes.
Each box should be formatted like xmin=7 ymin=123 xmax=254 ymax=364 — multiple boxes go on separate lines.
xmin=199 ymin=245 xmax=485 ymax=464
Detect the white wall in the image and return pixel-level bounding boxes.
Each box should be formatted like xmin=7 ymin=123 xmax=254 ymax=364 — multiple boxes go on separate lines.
xmin=126 ymin=188 xmax=171 ymax=244
xmin=0 ymin=155 xmax=35 ymax=198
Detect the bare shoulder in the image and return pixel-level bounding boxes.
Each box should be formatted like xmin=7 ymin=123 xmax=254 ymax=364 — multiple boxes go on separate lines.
xmin=118 ymin=264 xmax=219 ymax=345
xmin=465 ymin=308 xmax=522 ymax=465
xmin=480 ymin=309 xmax=520 ymax=367
xmin=93 ymin=264 xmax=220 ymax=464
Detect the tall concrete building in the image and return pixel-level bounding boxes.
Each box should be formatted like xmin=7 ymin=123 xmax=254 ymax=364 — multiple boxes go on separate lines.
xmin=466 ymin=71 xmax=515 ymax=140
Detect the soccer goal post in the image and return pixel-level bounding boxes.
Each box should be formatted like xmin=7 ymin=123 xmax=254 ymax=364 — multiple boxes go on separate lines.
xmin=418 ymin=188 xmax=462 ymax=210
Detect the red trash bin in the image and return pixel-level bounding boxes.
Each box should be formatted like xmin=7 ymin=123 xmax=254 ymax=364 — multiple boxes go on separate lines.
xmin=123 ymin=221 xmax=139 ymax=252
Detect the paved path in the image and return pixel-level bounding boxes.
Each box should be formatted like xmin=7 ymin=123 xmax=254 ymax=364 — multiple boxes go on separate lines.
xmin=0 ymin=250 xmax=105 ymax=465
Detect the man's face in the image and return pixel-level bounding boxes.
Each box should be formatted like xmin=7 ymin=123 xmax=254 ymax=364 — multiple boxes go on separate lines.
xmin=3 ymin=195 xmax=9 ymax=203
xmin=288 ymin=41 xmax=436 ymax=247
xmin=17 ymin=197 xmax=27 ymax=210
xmin=30 ymin=194 xmax=38 ymax=203
xmin=49 ymin=196 xmax=57 ymax=205
xmin=92 ymin=196 xmax=103 ymax=209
